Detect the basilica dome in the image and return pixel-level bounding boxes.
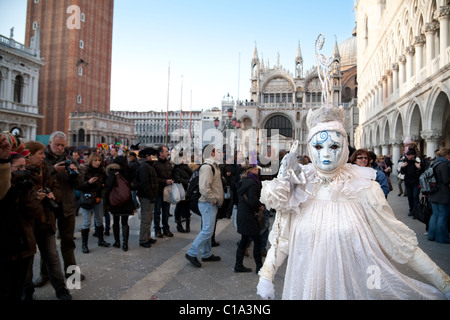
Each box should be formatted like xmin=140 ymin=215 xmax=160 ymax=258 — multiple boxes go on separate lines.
xmin=339 ymin=35 xmax=357 ymax=67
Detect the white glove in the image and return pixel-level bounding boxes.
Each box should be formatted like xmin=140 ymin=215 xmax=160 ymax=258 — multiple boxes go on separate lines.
xmin=257 ymin=277 xmax=275 ymax=300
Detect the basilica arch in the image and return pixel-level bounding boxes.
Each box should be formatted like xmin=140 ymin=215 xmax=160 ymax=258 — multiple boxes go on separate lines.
xmin=263 ymin=114 xmax=293 ymax=138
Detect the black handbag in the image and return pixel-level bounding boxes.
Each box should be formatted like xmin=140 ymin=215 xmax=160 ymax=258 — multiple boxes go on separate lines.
xmin=80 ymin=192 xmax=96 ymax=209
xmin=412 ymin=196 xmax=432 ymax=224
xmin=243 ymin=193 xmax=265 ymax=231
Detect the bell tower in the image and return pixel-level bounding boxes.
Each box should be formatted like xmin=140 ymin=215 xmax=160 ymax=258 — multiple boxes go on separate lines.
xmin=25 ymin=0 xmax=114 ymax=138
xmin=331 ymin=38 xmax=342 ymax=106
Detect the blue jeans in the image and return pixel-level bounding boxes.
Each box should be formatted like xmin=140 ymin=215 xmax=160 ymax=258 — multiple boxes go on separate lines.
xmin=153 ymin=195 xmax=171 ymax=232
xmin=405 ymin=185 xmax=420 ymax=214
xmin=187 ymin=202 xmax=217 ymax=259
xmin=428 ymin=202 xmax=450 ymax=243
xmin=81 ymin=199 xmax=104 ymax=230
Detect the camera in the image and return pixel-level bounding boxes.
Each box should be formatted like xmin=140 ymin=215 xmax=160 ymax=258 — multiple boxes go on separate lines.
xmin=40 ymin=187 xmax=59 ymax=209
xmin=65 ymin=159 xmax=79 ymax=177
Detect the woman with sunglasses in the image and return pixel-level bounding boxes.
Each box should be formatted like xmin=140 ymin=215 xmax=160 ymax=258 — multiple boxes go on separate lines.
xmin=349 ymin=149 xmax=390 ymax=198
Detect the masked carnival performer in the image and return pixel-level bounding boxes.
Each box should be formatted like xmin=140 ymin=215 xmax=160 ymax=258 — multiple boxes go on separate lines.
xmin=256 ymin=35 xmax=450 ymax=300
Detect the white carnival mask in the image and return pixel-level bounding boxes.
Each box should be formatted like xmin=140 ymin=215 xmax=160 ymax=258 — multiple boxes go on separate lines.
xmin=309 ymin=130 xmax=345 ymax=172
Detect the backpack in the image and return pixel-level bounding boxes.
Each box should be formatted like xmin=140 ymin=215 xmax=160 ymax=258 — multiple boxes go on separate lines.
xmin=187 ymin=164 xmax=215 ymax=216
xmin=419 ymin=161 xmax=442 ymax=195
xmin=109 ymin=172 xmax=132 ymax=207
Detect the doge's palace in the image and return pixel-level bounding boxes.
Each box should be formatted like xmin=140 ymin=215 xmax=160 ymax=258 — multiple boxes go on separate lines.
xmin=355 ymin=0 xmax=450 ymax=170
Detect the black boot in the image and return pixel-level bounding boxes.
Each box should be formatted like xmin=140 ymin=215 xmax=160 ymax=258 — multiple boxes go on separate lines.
xmin=113 ymin=224 xmax=120 ymax=248
xmin=81 ymin=229 xmax=89 ymax=254
xmin=234 ymin=247 xmax=252 ymax=273
xmin=97 ymin=226 xmax=110 ymax=247
xmin=122 ymin=225 xmax=129 ymax=251
xmin=254 ymin=248 xmax=263 ymax=275
xmin=176 ymin=220 xmax=187 ymax=233
xmin=185 ymin=218 xmax=190 ymax=233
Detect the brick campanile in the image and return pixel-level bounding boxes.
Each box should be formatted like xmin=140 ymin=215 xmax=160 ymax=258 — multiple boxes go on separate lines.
xmin=25 ymin=0 xmax=114 ymax=137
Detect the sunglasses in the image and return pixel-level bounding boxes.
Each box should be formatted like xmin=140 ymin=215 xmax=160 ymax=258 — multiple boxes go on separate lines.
xmin=357 ymin=156 xmax=368 ymax=160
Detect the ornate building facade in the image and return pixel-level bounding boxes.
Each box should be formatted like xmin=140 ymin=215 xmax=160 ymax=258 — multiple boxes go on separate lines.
xmin=111 ymin=110 xmax=202 ymax=150
xmin=0 ymin=28 xmax=44 ymax=141
xmin=355 ymin=0 xmax=450 ymax=170
xmin=235 ymin=39 xmax=358 ymax=156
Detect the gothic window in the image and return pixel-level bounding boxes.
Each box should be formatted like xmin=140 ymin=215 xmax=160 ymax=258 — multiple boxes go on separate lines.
xmin=14 ymin=75 xmax=24 ymax=103
xmin=265 ymin=115 xmax=292 ymax=138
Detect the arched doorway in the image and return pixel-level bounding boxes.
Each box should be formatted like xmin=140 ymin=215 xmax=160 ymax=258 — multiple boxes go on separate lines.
xmin=264 ymin=114 xmax=293 ymax=138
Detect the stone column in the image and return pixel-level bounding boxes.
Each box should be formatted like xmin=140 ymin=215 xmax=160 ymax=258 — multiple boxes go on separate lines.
xmin=414 ymin=35 xmax=425 ymax=83
xmin=424 ymin=22 xmax=437 ymax=75
xmin=392 ymin=63 xmax=399 ymax=98
xmin=374 ymin=145 xmax=381 ymax=156
xmin=391 ymin=140 xmax=402 ymax=174
xmin=387 ymin=70 xmax=392 ymax=101
xmin=378 ymin=81 xmax=383 ymax=107
xmin=381 ymin=144 xmax=390 ymax=157
xmin=381 ymin=75 xmax=387 ymax=107
xmin=398 ymin=55 xmax=406 ymax=94
xmin=406 ymin=46 xmax=415 ymax=84
xmin=5 ymin=69 xmax=12 ymax=102
xmin=436 ymin=6 xmax=450 ymax=67
xmin=421 ymin=130 xmax=442 ymax=158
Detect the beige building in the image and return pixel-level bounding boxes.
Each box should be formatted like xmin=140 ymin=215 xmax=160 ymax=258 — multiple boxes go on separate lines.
xmin=355 ymin=0 xmax=450 ymax=170
xmin=0 ymin=28 xmax=44 ymax=141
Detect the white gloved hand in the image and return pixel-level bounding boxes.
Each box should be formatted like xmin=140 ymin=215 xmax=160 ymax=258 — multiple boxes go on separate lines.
xmin=257 ymin=277 xmax=275 ymax=300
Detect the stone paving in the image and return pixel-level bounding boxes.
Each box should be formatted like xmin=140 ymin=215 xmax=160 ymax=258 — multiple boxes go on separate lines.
xmin=30 ymin=176 xmax=449 ymax=301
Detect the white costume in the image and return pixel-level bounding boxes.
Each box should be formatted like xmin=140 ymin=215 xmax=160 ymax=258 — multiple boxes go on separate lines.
xmin=256 ymin=107 xmax=450 ymax=300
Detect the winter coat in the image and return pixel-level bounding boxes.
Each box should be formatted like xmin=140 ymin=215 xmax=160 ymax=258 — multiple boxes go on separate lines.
xmin=153 ymin=157 xmax=173 ymax=196
xmin=24 ymin=163 xmax=59 ymax=235
xmin=173 ymin=163 xmax=193 ymax=191
xmin=400 ymin=158 xmax=424 ymax=187
xmin=105 ymin=163 xmax=135 ymax=215
xmin=0 ymin=170 xmax=38 ymax=261
xmin=428 ymin=157 xmax=450 ymax=205
xmin=136 ymin=160 xmax=159 ymax=200
xmin=0 ymin=163 xmax=10 ymax=200
xmin=198 ymin=159 xmax=224 ymax=207
xmin=128 ymin=159 xmax=140 ymax=190
xmin=44 ymin=147 xmax=84 ymax=217
xmin=77 ymin=164 xmax=106 ymax=199
xmin=236 ymin=174 xmax=263 ymax=236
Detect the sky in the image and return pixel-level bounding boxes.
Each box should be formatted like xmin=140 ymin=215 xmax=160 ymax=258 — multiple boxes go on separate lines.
xmin=0 ymin=0 xmax=356 ymax=112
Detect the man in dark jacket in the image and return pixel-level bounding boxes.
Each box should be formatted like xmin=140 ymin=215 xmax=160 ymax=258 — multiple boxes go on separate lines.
xmin=136 ymin=148 xmax=159 ymax=247
xmin=427 ymin=148 xmax=450 ymax=244
xmin=153 ymin=146 xmax=174 ymax=238
xmin=400 ymin=148 xmax=424 ymax=217
xmin=35 ymin=131 xmax=85 ymax=287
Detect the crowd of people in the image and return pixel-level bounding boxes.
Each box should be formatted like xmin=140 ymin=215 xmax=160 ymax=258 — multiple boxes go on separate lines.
xmin=1 ymin=127 xmax=449 ymax=300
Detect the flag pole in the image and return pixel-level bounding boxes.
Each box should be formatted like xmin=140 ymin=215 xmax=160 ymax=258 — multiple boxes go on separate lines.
xmin=166 ymin=62 xmax=170 ymax=145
